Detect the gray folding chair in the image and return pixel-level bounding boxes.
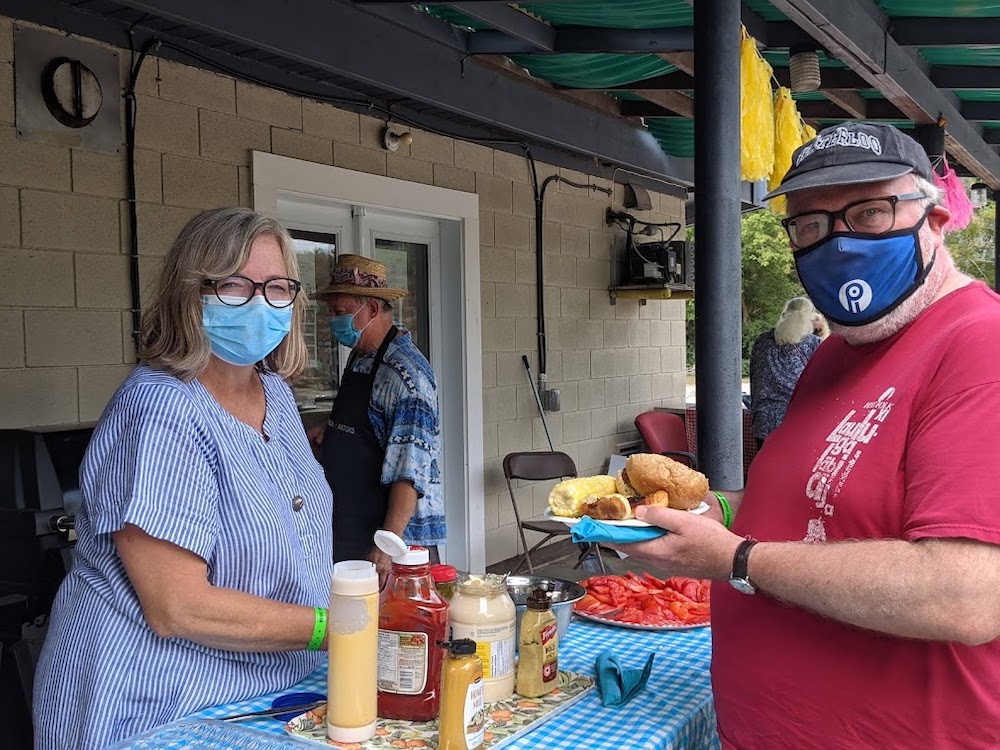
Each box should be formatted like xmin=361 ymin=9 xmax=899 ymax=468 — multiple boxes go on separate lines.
xmin=503 ymin=451 xmax=606 ymax=575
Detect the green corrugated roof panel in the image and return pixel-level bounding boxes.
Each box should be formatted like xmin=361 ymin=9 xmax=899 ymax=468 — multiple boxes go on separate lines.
xmin=509 ymin=53 xmax=675 ymax=88
xmin=420 ymin=0 xmax=693 ymax=32
xmin=791 ymin=91 xmax=827 ymax=101
xmin=875 ymin=0 xmax=1000 ymax=17
xmin=645 ymin=118 xmax=695 ymax=158
xmin=520 ymin=0 xmax=692 ymax=29
xmin=956 ymin=90 xmax=1000 ymax=101
xmin=741 ymin=0 xmax=788 ymax=21
xmin=919 ymin=47 xmax=1000 ymax=65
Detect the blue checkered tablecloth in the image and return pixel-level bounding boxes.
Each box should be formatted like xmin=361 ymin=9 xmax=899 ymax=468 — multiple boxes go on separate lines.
xmin=113 ymin=620 xmax=720 ymax=750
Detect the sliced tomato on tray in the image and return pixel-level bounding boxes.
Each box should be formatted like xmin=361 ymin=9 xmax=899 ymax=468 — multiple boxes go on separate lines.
xmin=574 ymin=573 xmax=711 ymax=629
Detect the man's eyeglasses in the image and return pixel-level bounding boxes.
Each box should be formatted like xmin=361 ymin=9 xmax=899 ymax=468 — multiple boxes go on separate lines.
xmin=203 ymin=275 xmax=302 ymax=308
xmin=781 ymin=191 xmax=926 ymax=250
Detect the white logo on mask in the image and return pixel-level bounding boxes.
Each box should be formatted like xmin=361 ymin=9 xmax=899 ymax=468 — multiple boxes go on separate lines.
xmin=838 ymin=279 xmax=873 ymax=314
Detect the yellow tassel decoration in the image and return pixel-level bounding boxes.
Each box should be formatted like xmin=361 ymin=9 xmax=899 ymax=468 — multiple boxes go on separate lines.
xmin=740 ymin=28 xmax=775 ymax=182
xmin=768 ymin=87 xmax=804 ymax=215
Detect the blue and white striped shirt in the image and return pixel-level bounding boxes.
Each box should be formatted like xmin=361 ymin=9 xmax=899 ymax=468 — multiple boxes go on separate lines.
xmin=32 ymin=364 xmax=333 ymax=749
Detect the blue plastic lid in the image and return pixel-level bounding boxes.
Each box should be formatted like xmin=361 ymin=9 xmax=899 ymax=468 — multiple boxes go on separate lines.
xmin=270 ymin=691 xmax=326 ymax=722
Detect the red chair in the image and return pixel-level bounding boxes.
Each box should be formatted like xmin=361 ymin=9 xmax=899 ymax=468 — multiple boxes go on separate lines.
xmin=634 ymin=411 xmax=698 ymax=469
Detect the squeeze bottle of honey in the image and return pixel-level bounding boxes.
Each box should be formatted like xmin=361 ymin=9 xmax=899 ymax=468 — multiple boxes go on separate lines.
xmin=438 ymin=640 xmax=485 ymax=750
xmin=327 ymin=560 xmax=379 ymax=743
xmin=515 ymin=588 xmax=559 ymax=698
xmin=374 ymin=530 xmax=449 ymax=721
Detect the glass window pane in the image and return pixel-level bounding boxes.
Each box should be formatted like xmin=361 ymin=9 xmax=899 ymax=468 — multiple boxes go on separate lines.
xmin=374 ymin=239 xmax=430 ymax=359
xmin=289 ymin=230 xmax=338 ymax=411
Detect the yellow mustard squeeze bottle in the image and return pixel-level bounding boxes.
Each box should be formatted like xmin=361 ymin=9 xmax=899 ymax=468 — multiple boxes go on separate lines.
xmin=438 ymin=639 xmax=485 ymax=750
xmin=516 ymin=588 xmax=559 ymax=698
xmin=327 ymin=560 xmax=379 ymax=743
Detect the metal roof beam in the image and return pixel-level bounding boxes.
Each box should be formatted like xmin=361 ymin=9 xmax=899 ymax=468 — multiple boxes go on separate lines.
xmin=107 ymin=0 xmax=690 ymax=185
xmin=628 ymin=91 xmax=695 ymax=118
xmin=468 ymin=26 xmax=693 ymax=55
xmin=961 ymin=102 xmax=1000 ymax=121
xmin=931 ymin=66 xmax=1000 ymax=90
xmin=768 ymin=0 xmax=1000 ymax=188
xmin=892 ymin=18 xmax=1000 ymax=47
xmin=773 ymin=67 xmax=869 ymax=89
xmin=796 ymin=98 xmax=901 ymax=119
xmin=448 ymin=3 xmax=555 ymax=52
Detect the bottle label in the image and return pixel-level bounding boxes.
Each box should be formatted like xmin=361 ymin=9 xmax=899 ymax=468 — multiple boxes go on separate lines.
xmin=540 ymin=622 xmax=558 ymax=683
xmin=464 ymin=676 xmax=485 ymax=749
xmin=452 ymin=621 xmax=515 ymax=681
xmin=377 ymin=629 xmax=428 ymax=695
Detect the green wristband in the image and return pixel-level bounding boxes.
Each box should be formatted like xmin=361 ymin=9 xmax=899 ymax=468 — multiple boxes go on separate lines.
xmin=714 ymin=492 xmax=734 ymax=529
xmin=307 ymin=607 xmax=327 ymax=651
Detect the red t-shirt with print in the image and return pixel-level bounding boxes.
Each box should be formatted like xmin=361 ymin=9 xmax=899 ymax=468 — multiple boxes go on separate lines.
xmin=712 ymin=281 xmax=1000 ymax=750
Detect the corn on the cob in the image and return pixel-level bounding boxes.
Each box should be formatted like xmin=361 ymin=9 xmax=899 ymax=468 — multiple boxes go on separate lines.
xmin=548 ymin=475 xmax=618 ymax=518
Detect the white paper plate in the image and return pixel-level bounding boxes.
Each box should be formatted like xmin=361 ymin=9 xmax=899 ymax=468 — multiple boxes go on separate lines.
xmin=544 ymin=501 xmax=709 ymax=527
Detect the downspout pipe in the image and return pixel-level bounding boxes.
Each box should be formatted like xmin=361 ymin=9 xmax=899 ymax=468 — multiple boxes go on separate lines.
xmin=533 ymin=172 xmax=611 ymax=400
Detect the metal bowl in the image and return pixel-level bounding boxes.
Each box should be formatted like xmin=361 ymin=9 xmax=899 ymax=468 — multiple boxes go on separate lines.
xmin=506 ymin=575 xmax=586 ymax=648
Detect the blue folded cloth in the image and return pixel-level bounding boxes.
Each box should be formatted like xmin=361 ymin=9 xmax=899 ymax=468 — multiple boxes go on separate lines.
xmin=569 ymin=516 xmax=667 ymax=545
xmin=595 ymin=649 xmax=656 ymax=707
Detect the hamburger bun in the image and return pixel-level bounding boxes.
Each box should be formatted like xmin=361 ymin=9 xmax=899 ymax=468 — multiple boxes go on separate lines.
xmin=623 ymin=453 xmax=709 ymax=510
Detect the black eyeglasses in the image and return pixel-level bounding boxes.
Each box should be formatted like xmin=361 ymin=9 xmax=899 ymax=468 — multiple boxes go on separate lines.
xmin=203 ymin=275 xmax=302 ymax=308
xmin=781 ymin=191 xmax=926 ymax=250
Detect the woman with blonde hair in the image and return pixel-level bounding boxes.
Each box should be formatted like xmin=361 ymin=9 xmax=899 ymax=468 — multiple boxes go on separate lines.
xmin=33 ymin=208 xmax=333 ymax=749
xmin=750 ymin=296 xmax=823 ymax=448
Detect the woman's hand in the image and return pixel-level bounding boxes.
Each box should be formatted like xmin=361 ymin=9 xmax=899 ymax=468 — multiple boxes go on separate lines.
xmin=609 ymin=505 xmax=745 ymax=581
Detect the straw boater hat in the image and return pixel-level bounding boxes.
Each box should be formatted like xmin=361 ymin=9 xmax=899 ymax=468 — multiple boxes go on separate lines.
xmin=314 ymin=254 xmax=406 ymax=301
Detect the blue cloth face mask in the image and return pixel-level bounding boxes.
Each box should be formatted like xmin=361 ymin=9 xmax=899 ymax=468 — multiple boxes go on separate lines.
xmin=794 ymin=211 xmax=934 ymax=327
xmin=202 ymin=295 xmax=293 ymax=366
xmin=329 ymin=306 xmax=373 ymax=348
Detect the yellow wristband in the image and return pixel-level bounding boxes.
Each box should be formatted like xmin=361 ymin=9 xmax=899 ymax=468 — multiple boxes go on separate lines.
xmin=307 ymin=607 xmax=327 ymax=651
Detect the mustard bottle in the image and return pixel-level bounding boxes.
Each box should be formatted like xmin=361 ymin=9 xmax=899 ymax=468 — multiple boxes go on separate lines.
xmin=438 ymin=640 xmax=485 ymax=750
xmin=515 ymin=589 xmax=559 ymax=698
xmin=327 ymin=560 xmax=379 ymax=743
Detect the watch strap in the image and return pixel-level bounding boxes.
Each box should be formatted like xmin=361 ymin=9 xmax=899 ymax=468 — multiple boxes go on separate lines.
xmin=731 ymin=538 xmax=758 ymax=583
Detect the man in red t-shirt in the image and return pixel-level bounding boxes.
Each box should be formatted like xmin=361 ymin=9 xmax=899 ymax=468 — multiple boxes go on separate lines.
xmin=620 ymin=123 xmax=1000 ymax=749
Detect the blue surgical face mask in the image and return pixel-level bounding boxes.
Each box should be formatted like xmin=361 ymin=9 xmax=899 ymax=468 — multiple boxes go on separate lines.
xmin=202 ymin=295 xmax=293 ymax=366
xmin=794 ymin=211 xmax=935 ymax=327
xmin=329 ymin=305 xmax=373 ymax=348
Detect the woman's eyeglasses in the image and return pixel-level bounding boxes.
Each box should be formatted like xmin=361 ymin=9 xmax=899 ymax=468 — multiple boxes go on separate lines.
xmin=203 ymin=275 xmax=302 ymax=308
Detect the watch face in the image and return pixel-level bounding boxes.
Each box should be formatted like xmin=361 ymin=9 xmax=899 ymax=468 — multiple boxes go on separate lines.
xmin=729 ymin=577 xmax=756 ymax=595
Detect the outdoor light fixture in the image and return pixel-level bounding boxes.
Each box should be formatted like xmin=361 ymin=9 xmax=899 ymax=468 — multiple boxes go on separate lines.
xmin=970 ymin=182 xmax=992 ymax=209
xmin=789 ymin=44 xmax=821 ymax=93
xmin=381 ymin=125 xmax=413 ymax=152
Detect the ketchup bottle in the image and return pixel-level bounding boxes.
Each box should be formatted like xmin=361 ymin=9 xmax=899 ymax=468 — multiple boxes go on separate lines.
xmin=374 ymin=530 xmax=449 ymax=722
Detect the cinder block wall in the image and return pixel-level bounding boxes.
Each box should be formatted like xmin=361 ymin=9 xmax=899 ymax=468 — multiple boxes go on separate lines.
xmin=0 ymin=16 xmax=688 ymax=566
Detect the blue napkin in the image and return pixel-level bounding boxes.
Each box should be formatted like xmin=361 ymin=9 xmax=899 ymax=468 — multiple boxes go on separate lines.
xmin=595 ymin=649 xmax=656 ymax=707
xmin=570 ymin=516 xmax=667 ymax=545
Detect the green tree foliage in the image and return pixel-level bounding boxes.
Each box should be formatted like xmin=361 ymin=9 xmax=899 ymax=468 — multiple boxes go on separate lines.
xmin=686 ymin=210 xmax=805 ymax=374
xmin=946 ymin=201 xmax=995 ymax=288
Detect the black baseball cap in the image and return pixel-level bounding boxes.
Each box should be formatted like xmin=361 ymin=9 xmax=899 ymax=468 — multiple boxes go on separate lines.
xmin=764 ymin=122 xmax=934 ymax=200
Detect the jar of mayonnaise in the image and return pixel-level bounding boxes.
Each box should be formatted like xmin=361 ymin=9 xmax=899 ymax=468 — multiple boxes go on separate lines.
xmin=449 ymin=575 xmax=516 ymax=703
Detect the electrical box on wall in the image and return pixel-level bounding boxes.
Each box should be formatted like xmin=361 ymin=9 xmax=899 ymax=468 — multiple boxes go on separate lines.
xmin=14 ymin=26 xmax=121 ymax=153
xmin=627 ymin=239 xmax=693 ymax=290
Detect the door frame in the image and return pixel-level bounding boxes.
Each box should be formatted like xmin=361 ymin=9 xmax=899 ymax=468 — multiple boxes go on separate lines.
xmin=253 ymin=151 xmax=485 ymax=571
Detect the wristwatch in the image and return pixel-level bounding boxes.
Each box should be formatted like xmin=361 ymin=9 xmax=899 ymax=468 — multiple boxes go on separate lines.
xmin=729 ymin=538 xmax=758 ymax=595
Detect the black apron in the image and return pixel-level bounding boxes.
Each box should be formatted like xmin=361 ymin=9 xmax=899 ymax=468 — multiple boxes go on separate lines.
xmin=323 ymin=326 xmax=398 ymax=563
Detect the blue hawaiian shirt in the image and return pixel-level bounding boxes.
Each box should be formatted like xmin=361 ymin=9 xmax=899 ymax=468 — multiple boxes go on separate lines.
xmin=349 ymin=329 xmax=445 ymax=546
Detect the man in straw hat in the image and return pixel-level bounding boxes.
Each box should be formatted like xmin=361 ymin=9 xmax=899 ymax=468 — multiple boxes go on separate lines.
xmin=310 ymin=254 xmax=443 ymax=582
xmin=610 ymin=123 xmax=1000 ymax=748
